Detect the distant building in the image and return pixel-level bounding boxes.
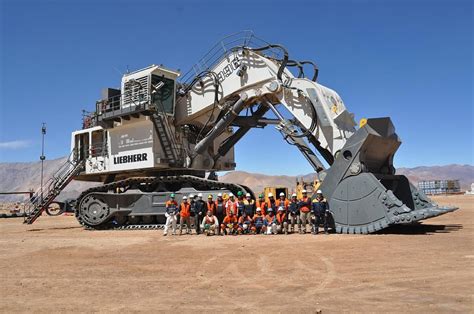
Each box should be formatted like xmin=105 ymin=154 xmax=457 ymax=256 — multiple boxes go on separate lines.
xmin=466 ymin=183 xmax=474 ymax=195
xmin=418 ymin=180 xmax=461 ymax=195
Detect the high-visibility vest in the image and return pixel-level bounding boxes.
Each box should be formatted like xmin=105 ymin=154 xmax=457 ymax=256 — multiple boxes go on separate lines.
xmin=276 ymin=199 xmax=289 ymax=210
xmin=180 ymin=202 xmax=191 ymax=217
xmin=299 ymin=197 xmax=311 ymax=213
xmin=207 ymin=201 xmax=216 ymax=214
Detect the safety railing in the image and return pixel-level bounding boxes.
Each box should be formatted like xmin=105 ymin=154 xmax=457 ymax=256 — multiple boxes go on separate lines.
xmin=24 ymin=150 xmax=84 ymax=224
xmin=179 ymin=30 xmax=282 ymax=86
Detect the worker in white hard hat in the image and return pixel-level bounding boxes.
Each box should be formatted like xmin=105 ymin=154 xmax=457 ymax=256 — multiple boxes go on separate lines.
xmin=251 ymin=207 xmax=265 ymax=234
xmin=276 ymin=206 xmax=289 ymax=235
xmin=288 ymin=193 xmax=300 ymax=233
xmin=298 ymin=189 xmax=312 ymax=234
xmin=194 ymin=192 xmax=205 ymax=234
xmin=225 ymin=192 xmax=237 ymax=217
xmin=276 ymin=192 xmax=289 ymax=214
xmin=215 ymin=192 xmax=225 ymax=235
xmin=264 ymin=208 xmax=277 ymax=234
xmin=179 ymin=195 xmax=191 ymax=235
xmin=243 ymin=192 xmax=256 ymax=218
xmin=312 ymin=189 xmax=330 ymax=234
xmin=264 ymin=192 xmax=277 ymax=214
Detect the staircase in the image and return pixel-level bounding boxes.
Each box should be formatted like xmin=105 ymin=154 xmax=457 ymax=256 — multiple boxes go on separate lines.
xmin=24 ymin=152 xmax=85 ymax=224
xmin=150 ymin=93 xmax=182 ymax=166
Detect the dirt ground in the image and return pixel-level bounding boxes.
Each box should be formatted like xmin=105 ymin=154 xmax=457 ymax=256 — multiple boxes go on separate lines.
xmin=0 ymin=195 xmax=472 ymax=313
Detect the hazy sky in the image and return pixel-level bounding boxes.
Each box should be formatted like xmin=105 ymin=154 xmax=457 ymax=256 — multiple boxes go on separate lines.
xmin=0 ymin=0 xmax=472 ymax=175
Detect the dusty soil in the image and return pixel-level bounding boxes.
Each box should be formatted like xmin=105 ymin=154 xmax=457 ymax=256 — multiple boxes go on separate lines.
xmin=0 ymin=195 xmax=472 ymax=313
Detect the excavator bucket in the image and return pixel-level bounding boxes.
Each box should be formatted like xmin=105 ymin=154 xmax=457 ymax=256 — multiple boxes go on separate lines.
xmin=320 ymin=117 xmax=458 ymax=234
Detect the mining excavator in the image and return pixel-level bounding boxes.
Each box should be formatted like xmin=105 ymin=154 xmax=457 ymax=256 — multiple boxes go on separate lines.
xmin=24 ymin=31 xmax=457 ymax=233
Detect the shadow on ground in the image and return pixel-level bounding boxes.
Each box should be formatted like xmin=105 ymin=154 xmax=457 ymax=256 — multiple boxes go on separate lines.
xmin=375 ymin=223 xmax=463 ymax=235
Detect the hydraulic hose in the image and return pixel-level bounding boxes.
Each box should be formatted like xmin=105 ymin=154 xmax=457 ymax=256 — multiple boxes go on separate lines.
xmin=242 ymin=44 xmax=289 ymax=81
xmin=299 ymin=60 xmax=319 ymax=82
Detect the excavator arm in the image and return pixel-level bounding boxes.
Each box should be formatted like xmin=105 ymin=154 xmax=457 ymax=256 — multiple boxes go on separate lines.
xmin=177 ymin=35 xmax=457 ymax=233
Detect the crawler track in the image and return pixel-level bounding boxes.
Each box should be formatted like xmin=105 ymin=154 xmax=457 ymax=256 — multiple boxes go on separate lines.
xmin=75 ymin=175 xmax=252 ymax=230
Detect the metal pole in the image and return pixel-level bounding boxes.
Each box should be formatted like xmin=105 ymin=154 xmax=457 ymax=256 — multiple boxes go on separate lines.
xmin=40 ymin=123 xmax=46 ymax=202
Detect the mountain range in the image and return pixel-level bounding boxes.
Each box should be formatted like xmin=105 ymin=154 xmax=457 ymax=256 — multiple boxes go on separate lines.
xmin=0 ymin=157 xmax=472 ymax=202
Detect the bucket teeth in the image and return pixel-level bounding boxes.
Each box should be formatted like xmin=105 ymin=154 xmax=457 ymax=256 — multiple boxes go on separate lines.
xmin=320 ymin=117 xmax=459 ymax=234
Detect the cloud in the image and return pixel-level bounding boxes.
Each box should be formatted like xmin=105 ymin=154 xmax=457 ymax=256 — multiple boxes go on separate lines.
xmin=0 ymin=140 xmax=31 ymax=150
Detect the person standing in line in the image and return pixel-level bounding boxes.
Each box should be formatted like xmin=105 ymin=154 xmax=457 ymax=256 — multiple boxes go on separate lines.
xmin=195 ymin=193 xmax=206 ymax=234
xmin=179 ymin=195 xmax=191 ymax=235
xmin=243 ymin=193 xmax=256 ymax=218
xmin=256 ymin=194 xmax=267 ymax=215
xmin=163 ymin=193 xmax=179 ymax=236
xmin=215 ymin=193 xmax=226 ymax=235
xmin=298 ymin=190 xmax=312 ymax=234
xmin=225 ymin=193 xmax=237 ymax=216
xmin=288 ymin=193 xmax=300 ymax=233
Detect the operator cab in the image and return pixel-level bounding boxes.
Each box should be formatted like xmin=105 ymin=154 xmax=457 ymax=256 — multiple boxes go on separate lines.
xmin=95 ymin=65 xmax=180 ymax=122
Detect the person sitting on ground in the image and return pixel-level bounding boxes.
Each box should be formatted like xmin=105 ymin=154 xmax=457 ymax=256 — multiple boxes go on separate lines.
xmin=220 ymin=210 xmax=238 ymax=235
xmin=237 ymin=211 xmax=252 ymax=235
xmin=264 ymin=208 xmax=277 ymax=235
xmin=276 ymin=207 xmax=289 ymax=235
xmin=201 ymin=209 xmax=219 ymax=236
xmin=251 ymin=207 xmax=265 ymax=234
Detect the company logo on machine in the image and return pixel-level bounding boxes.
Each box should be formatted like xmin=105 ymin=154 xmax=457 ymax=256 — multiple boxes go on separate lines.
xmin=113 ymin=153 xmax=148 ymax=164
xmin=217 ymin=56 xmax=241 ymax=83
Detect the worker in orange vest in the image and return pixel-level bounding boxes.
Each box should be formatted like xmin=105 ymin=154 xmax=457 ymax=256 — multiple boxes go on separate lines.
xmin=276 ymin=192 xmax=289 ymax=213
xmin=276 ymin=207 xmax=289 ymax=235
xmin=164 ymin=193 xmax=179 ymax=236
xmin=237 ymin=211 xmax=252 ymax=234
xmin=265 ymin=192 xmax=277 ymax=214
xmin=220 ymin=210 xmax=238 ymax=235
xmin=298 ymin=190 xmax=312 ymax=234
xmin=179 ymin=195 xmax=191 ymax=235
xmin=206 ymin=194 xmax=216 ymax=215
xmin=225 ymin=193 xmax=237 ymax=216
xmin=264 ymin=208 xmax=277 ymax=234
xmin=256 ymin=194 xmax=267 ymax=215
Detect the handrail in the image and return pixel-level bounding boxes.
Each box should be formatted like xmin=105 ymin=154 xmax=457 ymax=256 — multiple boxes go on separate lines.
xmin=179 ymin=31 xmax=282 ymax=85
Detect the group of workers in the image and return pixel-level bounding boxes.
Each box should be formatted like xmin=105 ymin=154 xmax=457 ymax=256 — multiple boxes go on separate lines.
xmin=163 ymin=189 xmax=331 ymax=236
